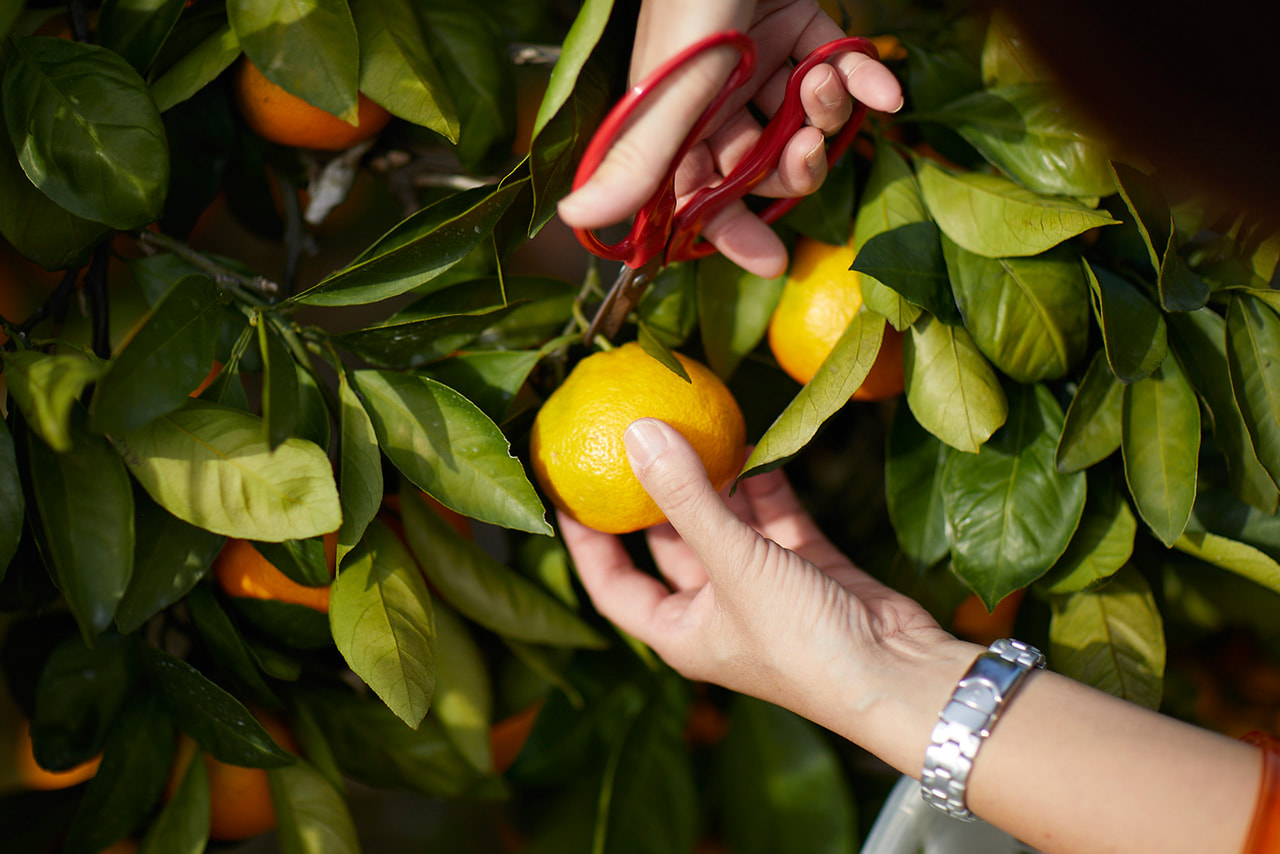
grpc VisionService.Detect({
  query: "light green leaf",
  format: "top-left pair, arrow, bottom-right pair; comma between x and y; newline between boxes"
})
337,371 -> 382,567
1121,355 -> 1200,546
531,0 -> 613,143
422,349 -> 544,425
149,24 -> 241,112
114,399 -> 341,542
354,0 -> 458,139
3,350 -> 102,452
1040,472 -> 1135,594
904,315 -> 1007,454
432,599 -> 493,772
269,757 -> 361,854
1056,351 -> 1123,473
1174,530 -> 1280,597
853,136 -> 927,330
1084,259 -> 1168,384
1226,294 -> 1280,486
981,9 -> 1051,86
698,253 -> 785,380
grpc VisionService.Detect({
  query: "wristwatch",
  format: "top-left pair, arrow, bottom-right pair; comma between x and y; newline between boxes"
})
920,638 -> 1046,821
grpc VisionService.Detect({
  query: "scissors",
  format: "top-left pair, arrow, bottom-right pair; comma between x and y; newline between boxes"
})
571,30 -> 879,343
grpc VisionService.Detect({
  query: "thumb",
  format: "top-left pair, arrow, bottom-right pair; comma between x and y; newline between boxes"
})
624,418 -> 757,571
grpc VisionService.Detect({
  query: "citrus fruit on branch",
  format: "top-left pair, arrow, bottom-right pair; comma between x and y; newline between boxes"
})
530,342 -> 746,534
212,533 -> 336,613
233,59 -> 391,151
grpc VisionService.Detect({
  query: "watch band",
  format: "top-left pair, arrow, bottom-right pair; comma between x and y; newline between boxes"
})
920,638 -> 1046,821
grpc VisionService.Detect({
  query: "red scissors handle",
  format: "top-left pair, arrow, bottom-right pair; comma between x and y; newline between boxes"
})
571,31 -> 879,270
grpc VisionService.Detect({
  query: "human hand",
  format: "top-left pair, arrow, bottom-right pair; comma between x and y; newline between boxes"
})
558,418 -> 954,727
556,0 -> 903,279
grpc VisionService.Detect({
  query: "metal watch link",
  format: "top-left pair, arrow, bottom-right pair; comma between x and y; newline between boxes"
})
920,638 -> 1046,821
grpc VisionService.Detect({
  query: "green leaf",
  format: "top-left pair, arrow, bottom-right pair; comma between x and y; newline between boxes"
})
2,350 -> 102,452
116,493 -> 224,633
0,417 -> 22,574
142,646 -> 293,767
3,36 -> 169,229
249,536 -> 329,588
336,303 -> 520,370
1084,259 -> 1168,383
945,240 -> 1089,382
140,746 -> 209,854
294,364 -> 331,450
354,0 -> 458,139
28,418 -> 134,640
32,633 -> 136,770
927,84 -> 1114,197
114,400 -> 341,541
1040,471 -> 1136,594
530,0 -> 613,144
918,161 -> 1118,258
91,274 -> 223,435
148,24 -> 241,113
903,315 -> 1007,454
330,519 -> 437,728
293,179 -> 526,306
637,323 -> 691,382
336,371 -> 382,567
980,9 -> 1051,86
638,263 -> 698,348
227,0 -> 359,123
1049,566 -> 1165,710
422,350 -> 544,424
1174,530 -> 1280,598
229,597 -> 332,650
432,598 -> 493,772
1121,354 -> 1200,546
698,253 -> 785,381
353,369 -> 550,534
186,584 -> 279,706
943,383 -> 1086,607
853,136 -> 926,330
258,316 -> 299,450
269,759 -> 360,854
850,221 -> 959,324
1056,351 -> 1123,473
716,695 -> 856,854
884,406 -> 951,570
1226,294 -> 1280,486
1191,487 -> 1280,564
785,142 -> 856,244
0,0 -> 19,39
740,310 -> 884,479
400,486 -> 604,648
97,0 -> 187,74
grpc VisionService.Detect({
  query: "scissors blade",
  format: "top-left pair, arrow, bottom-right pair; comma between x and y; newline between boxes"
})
584,259 -> 661,343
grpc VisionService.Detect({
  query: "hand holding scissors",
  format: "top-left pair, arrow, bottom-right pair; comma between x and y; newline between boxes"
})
568,31 -> 881,343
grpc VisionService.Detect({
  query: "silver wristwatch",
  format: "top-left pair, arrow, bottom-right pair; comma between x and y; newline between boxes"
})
920,638 -> 1046,821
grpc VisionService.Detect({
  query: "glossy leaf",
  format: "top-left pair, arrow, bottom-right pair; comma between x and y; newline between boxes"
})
3,37 -> 168,229
1111,162 -> 1210,312
740,310 -> 884,480
2,350 -> 101,452
269,757 -> 361,854
227,0 -> 359,123
97,0 -> 187,74
945,240 -> 1089,381
1049,566 -> 1165,710
918,161 -> 1118,258
32,633 -> 136,770
884,406 -> 951,570
293,179 -> 526,306
1084,260 -> 1168,384
850,221 -> 959,325
331,519 -> 437,728
28,420 -> 134,640
903,316 -> 1007,454
637,322 -> 691,382
1226,294 -> 1280,486
143,647 -> 293,767
529,53 -> 614,230
249,537 -> 328,587
943,382 -> 1086,607
1191,487 -> 1280,564
400,486 -> 604,647
852,136 -> 926,330
980,9 -> 1051,86
1121,355 -> 1200,546
336,303 -> 519,370
1040,472 -> 1136,594
140,746 -> 209,854
91,274 -> 223,435
422,350 -> 543,424
1174,530 -> 1280,597
258,317 -> 299,450
336,371 -> 382,567
353,369 -> 550,534
531,0 -> 613,144
432,599 -> 493,772
114,400 -> 341,541
354,0 -> 458,139
186,584 -> 278,706
1056,351 -> 1123,473
698,254 -> 785,380
148,23 -> 240,113
716,695 -> 856,854
0,417 -> 21,574
293,365 -> 331,451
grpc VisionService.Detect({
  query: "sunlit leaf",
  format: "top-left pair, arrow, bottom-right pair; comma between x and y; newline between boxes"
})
531,0 -> 613,143
903,315 -> 1007,454
2,350 -> 102,452
1055,351 -> 1123,473
1040,471 -> 1135,594
336,371 -> 382,567
852,136 -> 925,330
1121,355 -> 1200,546
1174,530 -> 1280,597
432,599 -> 493,772
269,756 -> 361,854
980,9 -> 1051,86
698,254 -> 784,380
149,24 -> 240,112
354,0 -> 458,139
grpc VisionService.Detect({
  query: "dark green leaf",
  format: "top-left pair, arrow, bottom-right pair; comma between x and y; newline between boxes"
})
32,633 -> 136,770
885,405 -> 951,570
0,417 -> 21,575
1226,294 -> 1280,486
1040,471 -> 1135,594
91,274 -> 223,435
353,369 -> 550,534
293,179 -> 527,306
853,136 -> 926,330
354,0 -> 458,138
638,263 -> 698,348
1056,351 -> 1123,473
1110,162 -> 1170,276
1121,354 -> 1200,546
186,583 -> 279,706
1084,260 -> 1168,383
3,350 -> 102,452
149,24 -> 241,113
336,303 -> 520,369
1049,566 -> 1165,709
637,323 -> 691,382
3,37 -> 169,229
293,364 -> 331,450
229,597 -> 333,650
258,317 -> 299,450
432,599 -> 493,772
698,254 -> 785,381
1191,487 -> 1280,564
269,756 -> 360,854
1158,251 -> 1210,313
785,143 -> 856,244
851,221 -> 958,324
97,0 -> 187,74
331,519 -> 437,728
140,745 -> 209,854
336,371 -> 382,566
903,316 -> 1007,454
422,350 -> 543,424
943,383 -> 1086,608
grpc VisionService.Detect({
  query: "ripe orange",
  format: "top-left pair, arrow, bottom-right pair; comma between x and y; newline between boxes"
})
490,701 -> 542,774
767,236 -> 904,402
14,718 -> 101,790
167,711 -> 297,841
233,60 -> 391,151
530,342 -> 746,534
951,589 -> 1025,646
212,533 -> 336,613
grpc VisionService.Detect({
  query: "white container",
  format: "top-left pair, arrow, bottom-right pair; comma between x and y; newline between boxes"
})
860,775 -> 1041,854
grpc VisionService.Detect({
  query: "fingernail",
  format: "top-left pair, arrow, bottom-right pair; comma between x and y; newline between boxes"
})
624,419 -> 667,468
817,74 -> 845,109
889,94 -> 905,114
805,137 -> 825,168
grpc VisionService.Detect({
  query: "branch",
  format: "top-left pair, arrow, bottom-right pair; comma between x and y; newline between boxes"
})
135,229 -> 278,301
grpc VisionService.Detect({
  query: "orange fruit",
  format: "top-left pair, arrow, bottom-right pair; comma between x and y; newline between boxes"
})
490,701 -> 542,774
14,718 -> 101,790
212,533 -> 336,613
189,360 -> 223,397
767,236 -> 904,402
951,589 -> 1025,646
167,711 -> 297,841
233,59 -> 391,151
529,342 -> 746,534
98,840 -> 139,854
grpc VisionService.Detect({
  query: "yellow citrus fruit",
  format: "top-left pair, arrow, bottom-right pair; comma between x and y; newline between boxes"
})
233,59 -> 391,151
767,236 -> 904,402
212,533 -> 336,613
530,342 -> 746,534
14,719 -> 101,790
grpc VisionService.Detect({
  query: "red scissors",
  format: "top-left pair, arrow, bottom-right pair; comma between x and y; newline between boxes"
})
571,30 -> 879,343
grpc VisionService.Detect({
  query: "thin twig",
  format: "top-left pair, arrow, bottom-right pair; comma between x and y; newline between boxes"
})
14,267 -> 79,340
136,229 -> 278,300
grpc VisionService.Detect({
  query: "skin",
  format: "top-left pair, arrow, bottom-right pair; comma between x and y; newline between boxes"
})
560,418 -> 1262,853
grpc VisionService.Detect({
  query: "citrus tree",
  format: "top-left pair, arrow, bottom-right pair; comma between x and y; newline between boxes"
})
2,0 -> 1279,851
